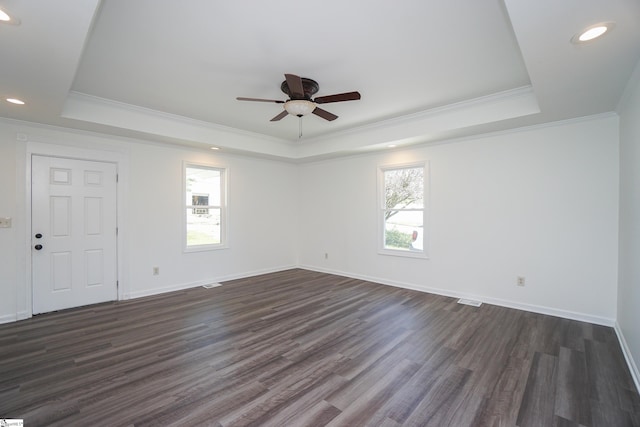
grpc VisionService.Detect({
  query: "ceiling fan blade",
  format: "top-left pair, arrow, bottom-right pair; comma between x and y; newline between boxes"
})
237,97 -> 284,103
270,110 -> 289,121
312,107 -> 338,121
285,74 -> 305,99
314,91 -> 361,104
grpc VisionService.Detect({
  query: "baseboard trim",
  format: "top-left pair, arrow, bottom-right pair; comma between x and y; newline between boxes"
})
127,265 -> 297,299
299,265 -> 616,327
214,264 -> 299,284
0,265 -> 618,329
128,279 -> 220,299
0,314 -> 17,325
614,322 -> 640,394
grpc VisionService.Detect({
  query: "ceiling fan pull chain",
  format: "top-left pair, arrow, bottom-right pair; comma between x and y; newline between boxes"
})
299,116 -> 303,139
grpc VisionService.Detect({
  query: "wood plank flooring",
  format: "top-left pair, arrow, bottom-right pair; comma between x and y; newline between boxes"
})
0,269 -> 638,426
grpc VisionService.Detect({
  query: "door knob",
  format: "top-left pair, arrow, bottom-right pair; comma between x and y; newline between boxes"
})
34,244 -> 43,250
35,233 -> 43,239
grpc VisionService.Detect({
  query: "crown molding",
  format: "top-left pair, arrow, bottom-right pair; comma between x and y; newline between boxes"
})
62,91 -> 296,157
60,86 -> 539,160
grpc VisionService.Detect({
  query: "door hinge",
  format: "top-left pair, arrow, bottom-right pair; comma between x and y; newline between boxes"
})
116,174 -> 119,183
116,227 -> 118,236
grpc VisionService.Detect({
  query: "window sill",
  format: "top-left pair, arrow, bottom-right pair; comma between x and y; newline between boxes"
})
184,244 -> 228,253
378,248 -> 428,259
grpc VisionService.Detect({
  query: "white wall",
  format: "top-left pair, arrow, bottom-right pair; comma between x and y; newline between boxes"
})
0,129 -> 18,322
0,120 -> 298,322
618,60 -> 640,386
298,116 -> 620,324
125,142 -> 299,298
0,114 -> 622,328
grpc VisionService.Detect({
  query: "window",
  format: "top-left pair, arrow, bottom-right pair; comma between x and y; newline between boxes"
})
184,163 -> 227,251
378,163 -> 427,258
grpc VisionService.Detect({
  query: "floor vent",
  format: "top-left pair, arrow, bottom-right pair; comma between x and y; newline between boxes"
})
457,298 -> 482,307
202,283 -> 222,289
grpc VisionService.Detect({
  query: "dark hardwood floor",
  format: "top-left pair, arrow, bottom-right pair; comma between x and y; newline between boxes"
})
0,269 -> 638,426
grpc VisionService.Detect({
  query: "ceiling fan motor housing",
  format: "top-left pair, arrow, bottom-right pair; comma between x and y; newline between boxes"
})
281,77 -> 319,100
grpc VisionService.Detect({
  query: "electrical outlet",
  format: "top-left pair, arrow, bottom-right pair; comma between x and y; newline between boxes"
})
0,217 -> 12,228
153,267 -> 159,276
517,276 -> 525,286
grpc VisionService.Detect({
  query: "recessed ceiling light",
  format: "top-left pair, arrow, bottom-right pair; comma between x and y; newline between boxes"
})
579,26 -> 608,41
210,147 -> 220,150
6,98 -> 25,105
0,7 -> 20,25
572,22 -> 615,44
388,144 -> 397,148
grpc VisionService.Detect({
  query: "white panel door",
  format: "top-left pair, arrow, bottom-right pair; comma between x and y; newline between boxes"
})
32,155 -> 118,314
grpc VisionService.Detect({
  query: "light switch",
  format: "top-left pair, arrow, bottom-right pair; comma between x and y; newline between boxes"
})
0,217 -> 12,228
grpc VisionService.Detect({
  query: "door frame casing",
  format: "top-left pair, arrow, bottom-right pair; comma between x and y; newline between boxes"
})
23,140 -> 128,319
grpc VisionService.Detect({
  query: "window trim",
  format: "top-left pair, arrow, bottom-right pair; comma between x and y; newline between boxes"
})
183,161 -> 228,253
377,161 -> 429,259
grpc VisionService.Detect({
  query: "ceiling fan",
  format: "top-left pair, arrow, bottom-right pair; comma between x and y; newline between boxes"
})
237,73 -> 361,122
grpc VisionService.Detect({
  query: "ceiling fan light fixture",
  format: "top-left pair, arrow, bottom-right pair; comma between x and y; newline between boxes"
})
284,100 -> 316,117
237,74 -> 358,122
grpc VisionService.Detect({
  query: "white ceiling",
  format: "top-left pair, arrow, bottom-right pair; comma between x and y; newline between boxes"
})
0,0 -> 639,161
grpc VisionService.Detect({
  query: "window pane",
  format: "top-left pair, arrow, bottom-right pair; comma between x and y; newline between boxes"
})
384,210 -> 423,251
186,167 -> 221,206
186,208 -> 221,246
384,167 -> 423,210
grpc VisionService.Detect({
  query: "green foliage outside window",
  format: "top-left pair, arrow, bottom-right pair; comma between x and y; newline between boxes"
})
385,228 -> 413,249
